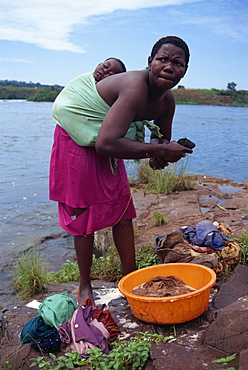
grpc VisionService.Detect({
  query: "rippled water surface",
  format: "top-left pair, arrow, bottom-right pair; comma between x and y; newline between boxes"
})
1,101 -> 247,267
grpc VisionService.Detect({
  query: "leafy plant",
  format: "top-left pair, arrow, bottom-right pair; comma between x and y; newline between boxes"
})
212,353 -> 238,369
49,259 -> 80,283
30,332 -> 174,370
12,247 -> 49,299
135,245 -> 158,269
91,244 -> 123,282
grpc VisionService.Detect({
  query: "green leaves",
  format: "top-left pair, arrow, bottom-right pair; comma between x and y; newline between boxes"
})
30,332 -> 174,370
212,354 -> 237,370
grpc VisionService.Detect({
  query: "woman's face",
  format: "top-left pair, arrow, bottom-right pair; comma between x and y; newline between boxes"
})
148,43 -> 187,91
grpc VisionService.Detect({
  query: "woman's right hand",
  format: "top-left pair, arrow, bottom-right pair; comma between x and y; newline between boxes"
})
149,141 -> 193,170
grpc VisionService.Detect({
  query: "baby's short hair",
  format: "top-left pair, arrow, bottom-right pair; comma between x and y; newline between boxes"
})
150,36 -> 190,67
105,57 -> 126,72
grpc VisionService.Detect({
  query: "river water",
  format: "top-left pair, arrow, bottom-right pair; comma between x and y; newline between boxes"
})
0,100 -> 247,273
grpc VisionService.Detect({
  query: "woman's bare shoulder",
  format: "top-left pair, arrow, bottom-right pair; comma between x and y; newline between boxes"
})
97,70 -> 148,105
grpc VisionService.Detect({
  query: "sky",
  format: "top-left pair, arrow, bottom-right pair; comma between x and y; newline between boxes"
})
0,0 -> 248,90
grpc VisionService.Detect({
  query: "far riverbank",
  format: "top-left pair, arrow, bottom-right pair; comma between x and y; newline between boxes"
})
0,83 -> 248,106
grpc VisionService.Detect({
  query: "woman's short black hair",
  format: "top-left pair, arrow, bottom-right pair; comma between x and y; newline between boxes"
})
150,36 -> 190,67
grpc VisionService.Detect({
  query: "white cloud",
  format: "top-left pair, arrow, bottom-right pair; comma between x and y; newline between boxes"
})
0,57 -> 33,63
0,0 -> 202,52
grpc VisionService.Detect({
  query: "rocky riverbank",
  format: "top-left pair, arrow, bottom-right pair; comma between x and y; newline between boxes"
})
1,174 -> 248,369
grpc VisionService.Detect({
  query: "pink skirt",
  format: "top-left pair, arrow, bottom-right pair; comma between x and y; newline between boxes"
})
49,125 -> 136,236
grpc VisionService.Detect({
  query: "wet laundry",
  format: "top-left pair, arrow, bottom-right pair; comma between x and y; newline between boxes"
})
131,275 -> 196,297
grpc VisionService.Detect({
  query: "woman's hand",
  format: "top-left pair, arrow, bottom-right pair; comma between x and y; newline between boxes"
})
149,157 -> 169,170
149,141 -> 193,170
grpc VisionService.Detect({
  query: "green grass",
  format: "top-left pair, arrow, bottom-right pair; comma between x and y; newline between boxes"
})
12,248 -> 49,299
29,332 -> 174,370
48,260 -> 80,283
49,243 -> 158,284
152,210 -> 167,226
234,230 -> 248,264
91,244 -> 122,282
136,160 -> 195,194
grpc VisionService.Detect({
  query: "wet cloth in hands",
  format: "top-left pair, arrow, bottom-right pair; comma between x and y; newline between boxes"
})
38,292 -> 78,329
58,304 -> 110,357
131,276 -> 196,297
180,220 -> 232,251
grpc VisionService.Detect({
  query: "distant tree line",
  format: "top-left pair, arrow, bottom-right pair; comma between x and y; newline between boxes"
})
0,80 -> 247,106
0,80 -> 63,101
0,79 -> 63,89
173,82 -> 248,107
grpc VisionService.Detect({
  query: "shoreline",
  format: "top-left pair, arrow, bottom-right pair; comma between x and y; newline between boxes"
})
1,97 -> 248,107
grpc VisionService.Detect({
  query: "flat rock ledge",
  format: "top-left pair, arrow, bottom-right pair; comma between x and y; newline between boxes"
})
1,175 -> 248,369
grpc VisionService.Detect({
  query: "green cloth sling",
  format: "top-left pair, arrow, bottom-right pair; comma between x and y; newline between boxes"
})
52,72 -> 162,172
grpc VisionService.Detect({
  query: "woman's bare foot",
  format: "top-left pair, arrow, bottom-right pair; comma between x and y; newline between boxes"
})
77,283 -> 94,306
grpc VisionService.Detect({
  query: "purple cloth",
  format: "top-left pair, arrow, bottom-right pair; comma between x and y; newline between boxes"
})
58,305 -> 109,356
74,306 -> 105,345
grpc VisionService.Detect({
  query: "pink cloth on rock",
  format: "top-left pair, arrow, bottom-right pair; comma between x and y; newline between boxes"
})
49,125 -> 136,236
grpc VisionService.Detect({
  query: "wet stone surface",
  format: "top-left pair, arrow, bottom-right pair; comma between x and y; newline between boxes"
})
1,264 -> 248,369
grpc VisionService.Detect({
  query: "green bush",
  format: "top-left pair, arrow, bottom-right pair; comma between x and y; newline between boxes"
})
12,248 -> 49,299
49,260 -> 80,283
152,210 -> 167,226
136,161 -> 195,194
234,230 -> 248,264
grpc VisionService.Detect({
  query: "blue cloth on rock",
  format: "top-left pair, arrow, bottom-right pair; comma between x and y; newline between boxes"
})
20,316 -> 54,344
180,220 -> 232,251
29,327 -> 61,352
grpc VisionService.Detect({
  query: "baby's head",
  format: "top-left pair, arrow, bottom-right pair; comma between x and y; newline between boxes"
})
94,58 -> 126,82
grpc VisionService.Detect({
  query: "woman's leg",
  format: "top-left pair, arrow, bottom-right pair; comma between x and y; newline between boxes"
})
74,208 -> 94,305
112,219 -> 137,275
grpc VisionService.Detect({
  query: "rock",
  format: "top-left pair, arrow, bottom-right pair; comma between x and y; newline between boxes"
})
203,296 -> 248,353
212,264 -> 248,310
149,331 -> 233,370
238,349 -> 248,370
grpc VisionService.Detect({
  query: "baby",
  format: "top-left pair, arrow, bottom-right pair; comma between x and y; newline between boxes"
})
93,57 -> 126,82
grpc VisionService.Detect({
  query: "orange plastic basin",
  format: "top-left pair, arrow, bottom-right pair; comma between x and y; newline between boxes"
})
118,263 -> 216,324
